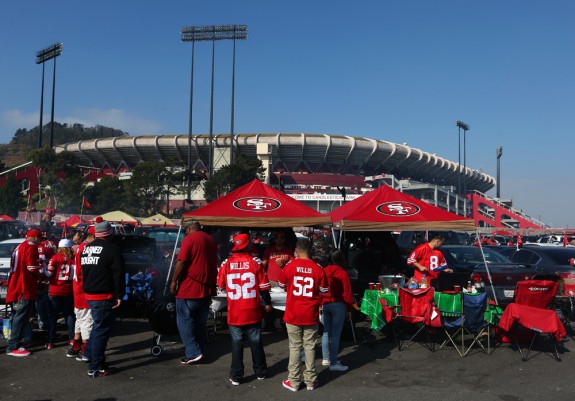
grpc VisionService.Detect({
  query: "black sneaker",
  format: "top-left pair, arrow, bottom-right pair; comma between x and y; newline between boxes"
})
229,377 -> 241,386
76,353 -> 90,362
87,369 -> 114,378
67,348 -> 80,358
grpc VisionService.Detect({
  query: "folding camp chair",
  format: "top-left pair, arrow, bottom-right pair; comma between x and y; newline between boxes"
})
461,292 -> 491,356
393,287 -> 437,351
436,291 -> 464,356
498,279 -> 564,361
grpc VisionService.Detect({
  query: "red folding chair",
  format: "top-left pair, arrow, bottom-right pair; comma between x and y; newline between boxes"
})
393,287 -> 437,351
498,279 -> 564,361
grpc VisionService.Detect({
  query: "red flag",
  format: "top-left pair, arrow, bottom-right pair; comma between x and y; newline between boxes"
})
564,233 -> 568,248
83,196 -> 93,210
516,232 -> 523,249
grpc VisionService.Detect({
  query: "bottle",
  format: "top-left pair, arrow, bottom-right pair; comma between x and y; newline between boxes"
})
467,280 -> 473,293
420,274 -> 428,288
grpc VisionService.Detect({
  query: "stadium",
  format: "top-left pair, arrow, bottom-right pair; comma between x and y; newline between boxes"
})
52,132 -> 543,229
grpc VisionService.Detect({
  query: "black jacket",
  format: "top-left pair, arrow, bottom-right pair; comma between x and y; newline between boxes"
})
81,238 -> 126,300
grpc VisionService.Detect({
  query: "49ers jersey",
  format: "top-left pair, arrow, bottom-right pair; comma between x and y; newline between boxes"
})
407,243 -> 446,282
47,253 -> 74,296
217,252 -> 271,326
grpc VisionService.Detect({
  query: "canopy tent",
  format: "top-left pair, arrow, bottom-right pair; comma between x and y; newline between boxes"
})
98,210 -> 140,224
329,184 -> 476,231
0,214 -> 13,221
183,179 -> 331,227
59,214 -> 85,227
140,213 -> 177,227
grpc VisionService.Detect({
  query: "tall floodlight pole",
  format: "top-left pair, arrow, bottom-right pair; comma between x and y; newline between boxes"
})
181,25 -> 247,177
209,34 -> 216,178
230,37 -> 237,163
36,43 -> 62,148
496,146 -> 503,198
455,120 -> 470,196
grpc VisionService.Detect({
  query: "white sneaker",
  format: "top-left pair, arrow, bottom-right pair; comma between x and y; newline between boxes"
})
329,363 -> 349,372
322,359 -> 330,366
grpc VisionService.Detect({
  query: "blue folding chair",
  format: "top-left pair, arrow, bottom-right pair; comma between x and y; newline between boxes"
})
462,292 -> 491,356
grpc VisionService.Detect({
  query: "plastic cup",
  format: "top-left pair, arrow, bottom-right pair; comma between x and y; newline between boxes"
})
369,283 -> 375,290
454,285 -> 461,294
375,283 -> 382,290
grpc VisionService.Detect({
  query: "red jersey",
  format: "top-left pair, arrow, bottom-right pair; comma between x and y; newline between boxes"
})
217,252 -> 271,326
278,258 -> 328,326
6,240 -> 41,303
263,246 -> 294,282
407,243 -> 446,282
73,242 -> 89,309
320,264 -> 354,311
47,253 -> 74,297
38,240 -> 56,270
175,230 -> 218,299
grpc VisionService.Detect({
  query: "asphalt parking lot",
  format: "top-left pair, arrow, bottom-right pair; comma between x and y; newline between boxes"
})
1,314 -> 575,401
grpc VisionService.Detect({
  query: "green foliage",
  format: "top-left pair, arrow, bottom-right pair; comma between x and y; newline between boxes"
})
88,177 -> 126,214
0,174 -> 25,216
10,122 -> 128,147
203,154 -> 265,202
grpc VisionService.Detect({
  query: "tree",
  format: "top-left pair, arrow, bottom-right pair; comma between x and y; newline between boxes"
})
89,177 -> 127,214
0,174 -> 25,216
203,154 -> 265,202
125,161 -> 169,216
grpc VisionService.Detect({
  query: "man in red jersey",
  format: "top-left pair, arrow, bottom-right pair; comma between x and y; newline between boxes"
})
262,231 -> 294,285
170,219 -> 218,365
5,229 -> 42,357
407,234 -> 453,284
217,233 -> 272,385
279,238 -> 328,392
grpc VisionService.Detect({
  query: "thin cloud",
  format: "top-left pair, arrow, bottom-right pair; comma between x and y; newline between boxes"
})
1,108 -> 163,141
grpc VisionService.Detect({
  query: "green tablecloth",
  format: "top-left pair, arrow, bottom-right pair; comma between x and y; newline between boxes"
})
360,290 -> 399,331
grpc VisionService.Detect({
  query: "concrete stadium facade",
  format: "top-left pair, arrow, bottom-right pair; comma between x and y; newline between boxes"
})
54,133 -> 495,215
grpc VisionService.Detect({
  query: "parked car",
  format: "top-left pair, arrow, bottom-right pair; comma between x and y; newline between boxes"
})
489,245 -> 575,276
0,220 -> 26,242
440,245 -> 548,306
0,238 -> 25,300
144,227 -> 183,254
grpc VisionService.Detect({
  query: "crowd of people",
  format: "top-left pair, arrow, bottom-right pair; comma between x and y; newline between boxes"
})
4,218 -> 355,392
5,218 -> 126,378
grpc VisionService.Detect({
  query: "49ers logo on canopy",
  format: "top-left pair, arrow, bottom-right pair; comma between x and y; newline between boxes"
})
233,197 -> 281,212
376,201 -> 420,216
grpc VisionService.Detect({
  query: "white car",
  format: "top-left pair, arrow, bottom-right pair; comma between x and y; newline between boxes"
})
0,238 -> 25,300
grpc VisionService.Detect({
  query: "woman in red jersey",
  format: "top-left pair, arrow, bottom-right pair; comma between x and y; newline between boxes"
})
45,239 -> 76,349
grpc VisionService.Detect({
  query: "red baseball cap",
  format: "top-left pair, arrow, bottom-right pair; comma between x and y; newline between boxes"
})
232,233 -> 250,252
26,228 -> 42,238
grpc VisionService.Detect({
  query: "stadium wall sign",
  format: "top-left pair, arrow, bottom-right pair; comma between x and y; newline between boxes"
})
289,194 -> 363,201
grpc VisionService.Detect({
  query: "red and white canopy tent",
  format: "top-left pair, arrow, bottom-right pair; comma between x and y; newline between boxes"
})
329,184 -> 476,231
182,179 -> 331,227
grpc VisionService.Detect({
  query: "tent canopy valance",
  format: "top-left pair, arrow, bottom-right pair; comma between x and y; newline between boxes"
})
329,184 -> 475,231
183,179 -> 331,227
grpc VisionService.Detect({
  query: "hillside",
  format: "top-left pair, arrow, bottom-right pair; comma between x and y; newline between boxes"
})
0,122 -> 128,169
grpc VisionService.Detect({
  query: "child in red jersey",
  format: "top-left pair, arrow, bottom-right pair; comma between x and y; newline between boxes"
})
279,238 -> 328,392
68,227 -> 95,360
46,239 -> 76,349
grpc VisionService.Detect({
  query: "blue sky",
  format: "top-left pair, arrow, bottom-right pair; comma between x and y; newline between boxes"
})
1,1 -> 574,228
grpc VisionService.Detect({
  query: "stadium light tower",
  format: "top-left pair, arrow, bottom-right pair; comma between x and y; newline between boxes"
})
36,43 -> 63,148
496,146 -> 503,198
455,120 -> 470,196
181,25 -> 248,175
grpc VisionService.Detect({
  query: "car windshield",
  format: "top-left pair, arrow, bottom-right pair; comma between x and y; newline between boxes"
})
443,247 -> 514,267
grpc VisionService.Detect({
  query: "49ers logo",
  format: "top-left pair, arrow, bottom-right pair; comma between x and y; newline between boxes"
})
233,197 -> 281,212
376,201 -> 420,216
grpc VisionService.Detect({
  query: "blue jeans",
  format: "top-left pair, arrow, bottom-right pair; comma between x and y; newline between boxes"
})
36,289 -> 54,331
321,302 -> 346,364
49,295 -> 76,343
7,298 -> 32,352
176,297 -> 210,358
87,300 -> 116,371
229,323 -> 267,380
